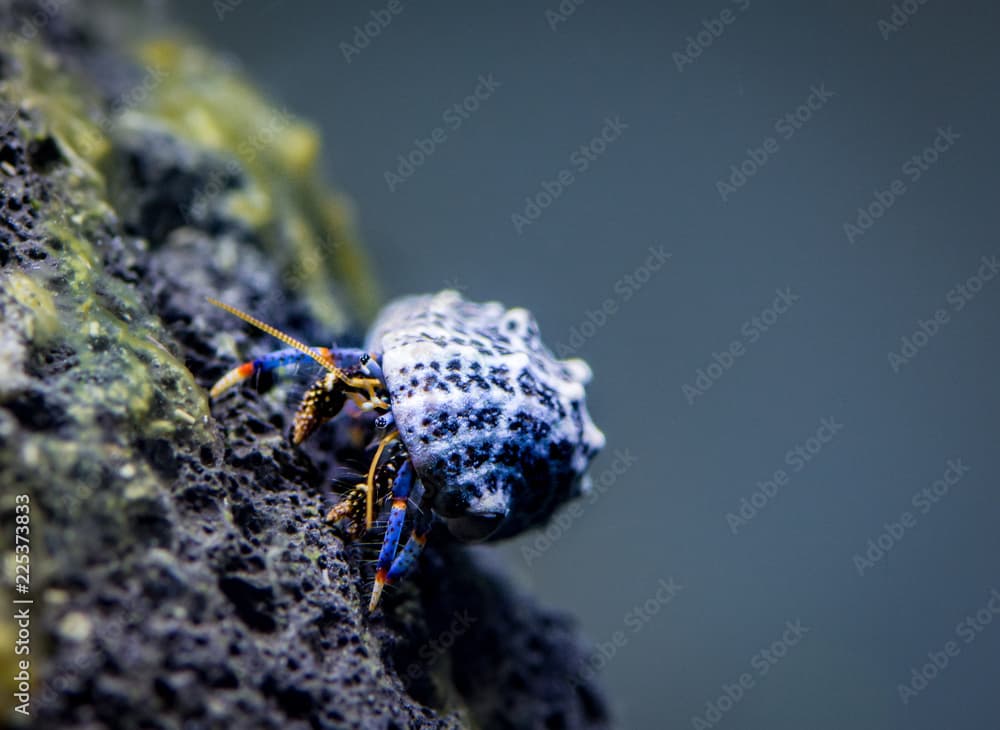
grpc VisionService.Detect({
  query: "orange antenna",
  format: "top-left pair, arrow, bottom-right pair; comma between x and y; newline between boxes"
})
207,297 -> 337,373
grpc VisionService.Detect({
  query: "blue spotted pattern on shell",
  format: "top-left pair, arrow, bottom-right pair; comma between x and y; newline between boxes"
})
365,290 -> 605,540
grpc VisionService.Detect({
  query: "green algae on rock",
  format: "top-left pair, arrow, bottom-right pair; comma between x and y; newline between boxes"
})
1,36 -> 210,432
128,37 -> 379,330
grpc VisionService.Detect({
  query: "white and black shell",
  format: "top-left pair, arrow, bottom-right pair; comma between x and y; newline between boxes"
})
365,290 -> 605,541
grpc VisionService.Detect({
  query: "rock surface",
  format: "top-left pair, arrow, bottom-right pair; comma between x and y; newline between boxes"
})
0,3 -> 611,729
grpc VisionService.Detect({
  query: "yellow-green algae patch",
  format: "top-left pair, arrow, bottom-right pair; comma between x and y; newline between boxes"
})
0,37 -> 213,712
132,37 -> 380,328
2,38 -> 110,186
5,272 -> 60,344
1,38 -> 212,440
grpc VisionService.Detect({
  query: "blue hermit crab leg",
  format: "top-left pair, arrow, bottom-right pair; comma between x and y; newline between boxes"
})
210,346 -> 352,398
369,459 -> 415,611
371,494 -> 436,611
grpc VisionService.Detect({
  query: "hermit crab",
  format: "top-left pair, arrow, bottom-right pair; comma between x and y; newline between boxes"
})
208,290 -> 605,611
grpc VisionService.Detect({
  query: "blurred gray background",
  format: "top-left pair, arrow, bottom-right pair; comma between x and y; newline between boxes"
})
168,1 -> 1000,728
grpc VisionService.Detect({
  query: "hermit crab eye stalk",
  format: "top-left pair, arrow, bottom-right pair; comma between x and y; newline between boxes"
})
207,290 -> 604,613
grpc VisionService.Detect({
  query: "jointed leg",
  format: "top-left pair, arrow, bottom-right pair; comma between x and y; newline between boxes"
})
326,439 -> 406,534
370,492 -> 435,612
365,429 -> 399,529
368,460 -> 415,611
210,347 -> 336,398
326,483 -> 368,538
209,345 -> 375,398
